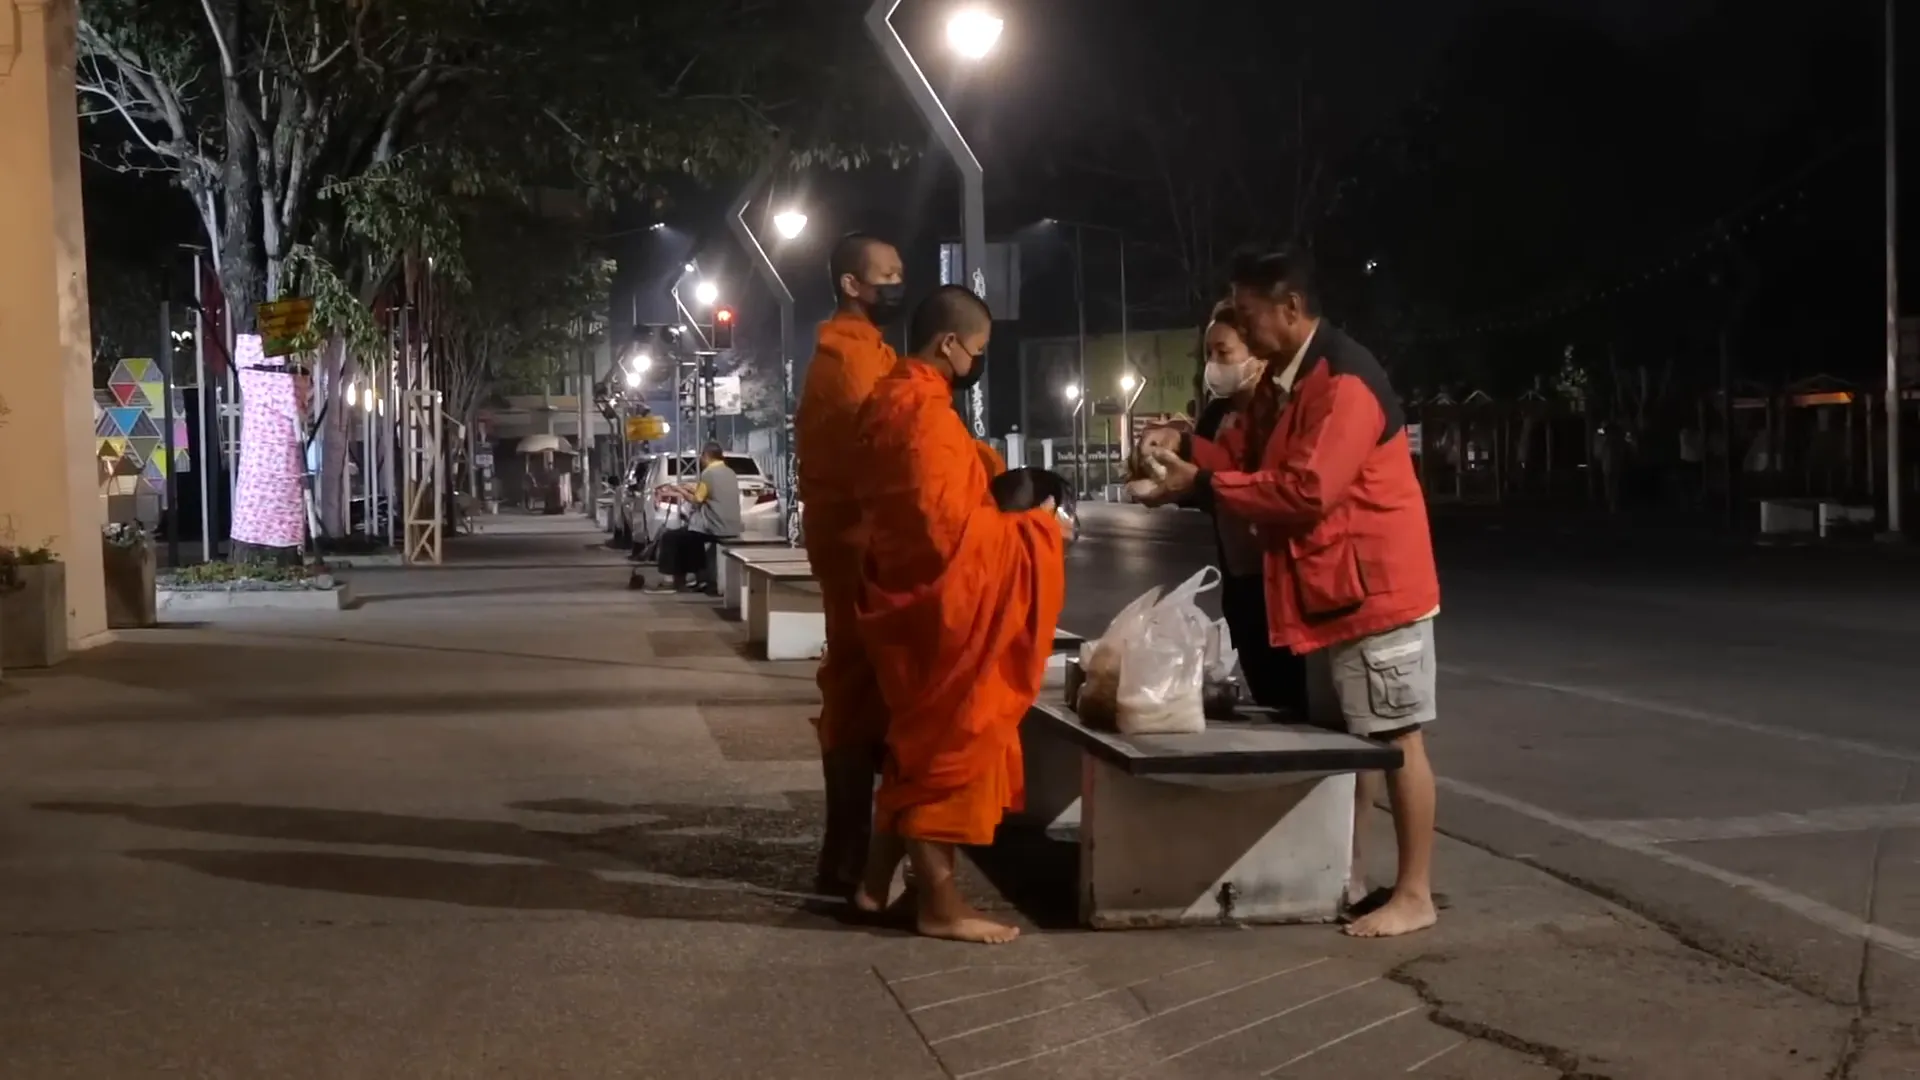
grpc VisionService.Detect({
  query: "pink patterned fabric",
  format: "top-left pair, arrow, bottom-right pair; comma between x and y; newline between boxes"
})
229,334 -> 310,549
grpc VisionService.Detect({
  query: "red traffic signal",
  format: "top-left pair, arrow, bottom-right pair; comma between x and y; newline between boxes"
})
712,307 -> 736,348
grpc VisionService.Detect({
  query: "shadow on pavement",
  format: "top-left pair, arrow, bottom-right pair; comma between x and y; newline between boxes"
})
38,798 -> 836,915
124,847 -> 846,929
967,825 -> 1085,932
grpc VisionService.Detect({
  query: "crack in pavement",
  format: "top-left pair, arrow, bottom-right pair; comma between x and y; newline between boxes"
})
1387,960 -> 1615,1080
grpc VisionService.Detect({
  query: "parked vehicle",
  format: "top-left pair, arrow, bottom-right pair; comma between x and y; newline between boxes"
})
619,452 -> 781,542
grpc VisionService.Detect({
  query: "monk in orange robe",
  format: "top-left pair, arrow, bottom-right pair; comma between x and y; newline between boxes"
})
795,233 -> 908,896
852,286 -> 1066,944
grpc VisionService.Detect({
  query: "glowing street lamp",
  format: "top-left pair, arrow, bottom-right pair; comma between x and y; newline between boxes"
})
693,281 -> 720,307
946,7 -> 1004,60
773,210 -> 809,241
1063,383 -> 1081,403
867,0 -> 1002,438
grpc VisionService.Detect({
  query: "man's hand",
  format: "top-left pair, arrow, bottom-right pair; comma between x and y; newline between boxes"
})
1149,448 -> 1201,498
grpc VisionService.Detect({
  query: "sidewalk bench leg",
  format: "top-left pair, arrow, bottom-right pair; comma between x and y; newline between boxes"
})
1079,760 -> 1355,929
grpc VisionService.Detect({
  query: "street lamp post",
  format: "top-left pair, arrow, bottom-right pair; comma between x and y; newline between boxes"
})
866,0 -> 1001,438
727,134 -> 805,543
1885,0 -> 1903,536
1048,219 -> 1130,432
1063,383 -> 1084,496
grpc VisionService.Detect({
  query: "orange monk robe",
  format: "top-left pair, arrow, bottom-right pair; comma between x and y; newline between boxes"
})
855,363 -> 1067,846
796,312 -> 898,756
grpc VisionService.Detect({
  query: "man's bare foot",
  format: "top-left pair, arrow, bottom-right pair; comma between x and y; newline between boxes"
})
1343,890 -> 1437,938
918,908 -> 1021,945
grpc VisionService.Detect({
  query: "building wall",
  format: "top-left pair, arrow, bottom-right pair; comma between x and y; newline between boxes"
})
1017,327 -> 1203,436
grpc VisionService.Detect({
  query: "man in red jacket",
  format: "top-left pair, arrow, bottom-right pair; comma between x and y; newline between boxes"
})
1147,247 -> 1440,938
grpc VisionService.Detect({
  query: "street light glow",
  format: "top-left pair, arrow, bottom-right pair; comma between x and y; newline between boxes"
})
1063,384 -> 1081,402
694,281 -> 720,306
633,352 -> 653,373
1120,373 -> 1138,392
773,210 -> 809,240
946,7 -> 1003,60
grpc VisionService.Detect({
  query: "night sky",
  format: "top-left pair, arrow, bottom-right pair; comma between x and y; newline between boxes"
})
83,0 -> 1913,416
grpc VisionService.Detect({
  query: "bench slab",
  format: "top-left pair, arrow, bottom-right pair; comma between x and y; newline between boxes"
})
1019,698 -> 1398,929
727,550 -> 813,617
1030,702 -> 1402,780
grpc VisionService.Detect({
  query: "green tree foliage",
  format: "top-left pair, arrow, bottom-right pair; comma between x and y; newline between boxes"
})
76,0 -> 913,332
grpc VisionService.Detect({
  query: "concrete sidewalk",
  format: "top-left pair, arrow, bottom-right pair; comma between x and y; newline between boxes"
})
0,515 -> 1875,1078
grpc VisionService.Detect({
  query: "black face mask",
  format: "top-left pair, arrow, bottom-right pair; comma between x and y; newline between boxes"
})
949,341 -> 985,393
866,282 -> 908,325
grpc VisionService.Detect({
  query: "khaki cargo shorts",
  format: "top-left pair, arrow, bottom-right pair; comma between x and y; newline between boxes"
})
1305,618 -> 1438,739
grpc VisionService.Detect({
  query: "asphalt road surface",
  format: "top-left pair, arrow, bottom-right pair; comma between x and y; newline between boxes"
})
1065,502 -> 1920,1023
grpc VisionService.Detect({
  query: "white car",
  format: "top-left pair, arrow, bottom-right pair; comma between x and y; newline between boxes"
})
624,452 -> 782,542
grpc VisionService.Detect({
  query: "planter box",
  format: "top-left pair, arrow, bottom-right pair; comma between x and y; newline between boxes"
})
103,540 -> 158,629
157,582 -> 355,614
1,562 -> 68,669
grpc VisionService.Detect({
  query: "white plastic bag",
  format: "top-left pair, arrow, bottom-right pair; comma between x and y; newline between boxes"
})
1202,617 -> 1241,717
1115,567 -> 1220,734
1073,569 -> 1222,734
1075,587 -> 1160,730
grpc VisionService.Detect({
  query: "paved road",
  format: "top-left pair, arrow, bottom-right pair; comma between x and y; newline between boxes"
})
1065,504 -> 1920,1032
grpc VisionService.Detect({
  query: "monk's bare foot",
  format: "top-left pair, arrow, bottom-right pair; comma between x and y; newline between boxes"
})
1343,889 -> 1437,938
849,833 -> 906,918
918,908 -> 1021,945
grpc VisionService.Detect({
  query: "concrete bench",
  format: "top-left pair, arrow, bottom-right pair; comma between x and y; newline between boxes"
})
744,563 -> 825,660
722,545 -> 812,618
1017,700 -> 1401,930
711,537 -> 799,600
1048,630 -> 1084,670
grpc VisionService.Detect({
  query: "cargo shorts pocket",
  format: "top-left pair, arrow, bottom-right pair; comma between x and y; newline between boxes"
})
1360,627 -> 1430,720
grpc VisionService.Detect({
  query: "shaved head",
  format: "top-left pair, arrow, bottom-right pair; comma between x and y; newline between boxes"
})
908,286 -> 992,354
830,232 -> 905,320
829,233 -> 885,286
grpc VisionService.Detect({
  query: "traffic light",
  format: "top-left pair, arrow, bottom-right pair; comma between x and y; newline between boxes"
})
712,306 -> 735,349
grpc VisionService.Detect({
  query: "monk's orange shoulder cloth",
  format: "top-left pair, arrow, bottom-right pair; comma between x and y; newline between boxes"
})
855,363 -> 1066,846
796,312 -> 898,522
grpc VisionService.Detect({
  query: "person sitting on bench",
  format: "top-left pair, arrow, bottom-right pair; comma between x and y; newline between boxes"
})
649,443 -> 742,593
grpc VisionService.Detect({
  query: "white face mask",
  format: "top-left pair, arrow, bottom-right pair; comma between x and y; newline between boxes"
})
1204,360 -> 1256,399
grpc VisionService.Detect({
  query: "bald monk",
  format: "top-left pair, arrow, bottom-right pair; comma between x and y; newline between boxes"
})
796,233 -> 908,896
852,286 -> 1067,944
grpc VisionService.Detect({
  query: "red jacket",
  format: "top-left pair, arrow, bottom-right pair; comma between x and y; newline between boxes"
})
1190,324 -> 1439,653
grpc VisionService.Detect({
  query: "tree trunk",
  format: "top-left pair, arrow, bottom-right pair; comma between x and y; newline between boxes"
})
217,92 -> 265,333
315,336 -> 357,538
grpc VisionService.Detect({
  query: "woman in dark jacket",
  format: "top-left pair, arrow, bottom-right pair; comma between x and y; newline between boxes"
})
1190,303 -> 1308,715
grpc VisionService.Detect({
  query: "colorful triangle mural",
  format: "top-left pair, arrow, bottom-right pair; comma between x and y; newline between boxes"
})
128,413 -> 160,439
129,436 -> 161,463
